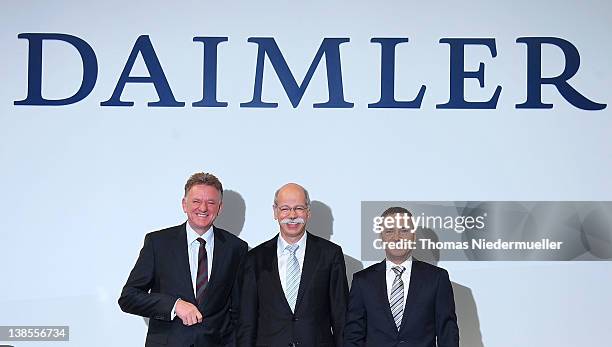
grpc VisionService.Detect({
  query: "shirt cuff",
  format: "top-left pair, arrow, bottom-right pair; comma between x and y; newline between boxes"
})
170,298 -> 180,320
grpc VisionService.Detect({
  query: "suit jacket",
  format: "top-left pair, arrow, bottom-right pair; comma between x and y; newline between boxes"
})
119,223 -> 249,347
237,232 -> 349,347
344,260 -> 459,347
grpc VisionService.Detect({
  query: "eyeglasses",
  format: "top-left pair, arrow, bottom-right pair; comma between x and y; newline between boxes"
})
276,205 -> 309,215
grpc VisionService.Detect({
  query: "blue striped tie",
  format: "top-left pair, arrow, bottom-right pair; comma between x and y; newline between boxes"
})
390,266 -> 406,330
285,244 -> 300,312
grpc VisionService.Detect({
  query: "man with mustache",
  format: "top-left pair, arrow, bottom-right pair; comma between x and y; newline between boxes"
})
237,183 -> 349,347
119,173 -> 249,347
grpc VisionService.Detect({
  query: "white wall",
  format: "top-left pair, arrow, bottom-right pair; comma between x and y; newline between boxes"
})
1,1 -> 611,346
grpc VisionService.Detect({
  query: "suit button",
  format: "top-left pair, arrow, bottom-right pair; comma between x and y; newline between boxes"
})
288,343 -> 295,347
292,316 -> 299,321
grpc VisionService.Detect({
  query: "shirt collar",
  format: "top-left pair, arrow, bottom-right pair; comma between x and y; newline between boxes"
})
385,255 -> 413,273
186,222 -> 214,245
277,231 -> 308,254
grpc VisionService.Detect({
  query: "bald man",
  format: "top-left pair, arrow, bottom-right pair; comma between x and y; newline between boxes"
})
237,183 -> 349,347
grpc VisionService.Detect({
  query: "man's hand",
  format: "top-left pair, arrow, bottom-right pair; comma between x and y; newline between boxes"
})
175,299 -> 203,326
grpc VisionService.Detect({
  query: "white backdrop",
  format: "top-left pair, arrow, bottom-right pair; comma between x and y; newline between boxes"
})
1,1 -> 611,346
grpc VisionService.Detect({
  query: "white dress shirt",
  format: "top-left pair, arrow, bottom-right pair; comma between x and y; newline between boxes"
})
171,223 -> 215,318
186,222 -> 215,293
277,232 -> 307,295
385,256 -> 412,305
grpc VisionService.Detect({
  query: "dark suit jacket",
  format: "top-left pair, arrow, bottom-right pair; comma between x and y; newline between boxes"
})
119,223 -> 249,347
237,232 -> 349,347
344,260 -> 459,347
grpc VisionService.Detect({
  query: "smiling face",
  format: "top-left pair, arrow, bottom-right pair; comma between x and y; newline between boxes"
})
273,183 -> 311,243
182,184 -> 223,235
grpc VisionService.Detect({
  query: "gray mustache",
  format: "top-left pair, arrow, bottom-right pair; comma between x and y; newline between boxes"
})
280,217 -> 305,224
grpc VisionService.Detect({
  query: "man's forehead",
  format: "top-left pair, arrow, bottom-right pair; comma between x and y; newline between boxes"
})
277,188 -> 306,201
382,213 -> 415,229
277,195 -> 307,205
187,184 -> 221,197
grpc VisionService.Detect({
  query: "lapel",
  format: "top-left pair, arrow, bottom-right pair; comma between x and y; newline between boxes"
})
373,260 -> 398,331
399,260 -> 424,335
295,231 -> 321,310
264,235 -> 293,314
172,223 -> 197,303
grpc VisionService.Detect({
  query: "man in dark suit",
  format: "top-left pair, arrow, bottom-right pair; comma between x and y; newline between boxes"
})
237,183 -> 349,347
344,207 -> 459,347
119,172 -> 249,347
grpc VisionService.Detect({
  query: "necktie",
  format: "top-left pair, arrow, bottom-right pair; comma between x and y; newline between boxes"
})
285,244 -> 300,312
390,266 -> 406,330
196,238 -> 208,305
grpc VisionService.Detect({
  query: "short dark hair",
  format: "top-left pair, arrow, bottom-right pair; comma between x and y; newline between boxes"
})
184,172 -> 223,197
381,206 -> 412,218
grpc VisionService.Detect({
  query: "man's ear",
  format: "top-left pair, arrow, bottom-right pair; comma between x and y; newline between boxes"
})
273,205 -> 279,220
181,197 -> 187,213
217,201 -> 224,216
